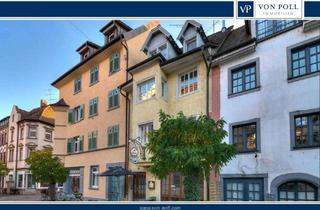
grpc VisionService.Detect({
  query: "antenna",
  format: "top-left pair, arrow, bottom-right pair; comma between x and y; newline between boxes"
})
46,89 -> 58,104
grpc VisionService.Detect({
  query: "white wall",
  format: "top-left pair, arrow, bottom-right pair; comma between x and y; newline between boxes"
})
220,25 -> 320,193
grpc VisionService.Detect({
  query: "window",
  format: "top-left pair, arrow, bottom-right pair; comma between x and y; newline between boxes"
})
108,125 -> 119,147
279,181 -> 317,201
224,178 -> 264,201
18,174 -> 23,188
179,69 -> 198,96
231,119 -> 260,153
256,20 -> 300,39
109,33 -> 115,42
108,89 -> 119,110
290,41 -> 320,78
231,63 -> 257,94
110,52 -> 120,74
89,97 -> 98,117
19,147 -> 23,161
148,43 -> 168,59
45,129 -> 52,141
11,129 -> 14,142
90,166 -> 99,189
138,78 -> 156,101
90,66 -> 99,85
294,112 -> 320,148
74,76 -> 81,94
138,122 -> 153,145
186,37 -> 197,51
28,127 -> 37,139
88,131 -> 98,150
9,149 -> 14,162
27,147 -> 34,158
20,127 -> 24,139
67,136 -> 83,154
68,105 -> 84,124
161,79 -> 168,99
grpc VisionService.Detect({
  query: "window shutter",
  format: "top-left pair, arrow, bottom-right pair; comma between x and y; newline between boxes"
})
110,57 -> 114,73
88,133 -> 92,150
80,136 -> 84,151
95,98 -> 98,114
114,54 -> 120,70
114,126 -> 119,146
68,109 -> 73,124
114,92 -> 119,107
80,105 -> 84,120
94,131 -> 97,149
108,128 -> 112,146
67,139 -> 72,153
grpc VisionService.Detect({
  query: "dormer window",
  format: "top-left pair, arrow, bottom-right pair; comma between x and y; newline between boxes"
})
109,33 -> 116,42
148,43 -> 168,59
186,37 -> 197,51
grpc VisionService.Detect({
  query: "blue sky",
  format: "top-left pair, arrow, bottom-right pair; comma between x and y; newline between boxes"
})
0,19 -> 243,119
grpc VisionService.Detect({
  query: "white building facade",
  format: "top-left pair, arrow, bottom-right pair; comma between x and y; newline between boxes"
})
217,20 -> 320,201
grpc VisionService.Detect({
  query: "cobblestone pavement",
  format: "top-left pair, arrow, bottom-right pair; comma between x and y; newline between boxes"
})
0,191 -> 41,201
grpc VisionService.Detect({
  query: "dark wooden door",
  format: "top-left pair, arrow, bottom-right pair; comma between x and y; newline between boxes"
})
133,173 -> 146,201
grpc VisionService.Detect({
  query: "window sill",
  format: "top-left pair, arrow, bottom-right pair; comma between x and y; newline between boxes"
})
70,118 -> 84,125
236,150 -> 259,155
89,80 -> 99,87
109,69 -> 120,76
89,187 -> 99,190
108,105 -> 120,112
135,96 -> 156,105
43,139 -> 53,143
288,71 -> 320,83
27,137 -> 37,140
292,145 -> 320,150
107,145 -> 120,149
228,86 -> 261,99
73,90 -> 81,95
178,89 -> 199,99
88,148 -> 97,151
89,113 -> 98,119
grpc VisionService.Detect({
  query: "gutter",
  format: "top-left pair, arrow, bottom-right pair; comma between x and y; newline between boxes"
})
14,123 -> 19,189
120,36 -> 130,200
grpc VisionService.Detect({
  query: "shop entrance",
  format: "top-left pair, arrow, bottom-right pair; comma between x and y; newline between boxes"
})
133,172 -> 146,201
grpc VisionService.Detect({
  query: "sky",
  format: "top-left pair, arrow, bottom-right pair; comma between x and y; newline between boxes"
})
0,19 -> 243,119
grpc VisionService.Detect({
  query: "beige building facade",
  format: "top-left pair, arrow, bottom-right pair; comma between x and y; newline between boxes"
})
121,20 -> 228,201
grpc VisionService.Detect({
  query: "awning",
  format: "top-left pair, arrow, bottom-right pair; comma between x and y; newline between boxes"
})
99,166 -> 134,176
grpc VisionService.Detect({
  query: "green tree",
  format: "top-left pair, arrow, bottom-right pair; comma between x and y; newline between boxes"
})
26,149 -> 68,201
147,111 -> 236,201
0,161 -> 9,177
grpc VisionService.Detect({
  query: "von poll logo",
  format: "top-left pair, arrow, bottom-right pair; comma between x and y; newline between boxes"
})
238,1 -> 254,17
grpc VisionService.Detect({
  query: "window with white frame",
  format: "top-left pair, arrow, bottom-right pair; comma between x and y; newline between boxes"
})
9,149 -> 14,162
149,43 -> 168,59
110,52 -> 120,74
74,76 -> 82,94
90,66 -> 99,85
90,166 -> 99,188
186,37 -> 197,51
108,88 -> 119,109
27,147 -> 34,158
68,105 -> 84,124
45,129 -> 52,141
88,130 -> 98,150
138,122 -> 153,145
28,126 -> 37,139
20,127 -> 24,139
89,97 -> 98,117
179,69 -> 198,96
67,136 -> 83,154
161,79 -> 168,99
138,78 -> 156,101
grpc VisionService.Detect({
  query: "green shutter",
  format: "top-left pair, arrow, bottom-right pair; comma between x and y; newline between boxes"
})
67,139 -> 72,153
80,105 -> 84,119
68,110 -> 73,124
114,126 -> 119,146
108,128 -> 112,147
80,136 -> 84,151
88,134 -> 92,150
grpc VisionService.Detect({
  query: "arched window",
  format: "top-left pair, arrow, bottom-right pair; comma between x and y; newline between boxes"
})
278,181 -> 317,201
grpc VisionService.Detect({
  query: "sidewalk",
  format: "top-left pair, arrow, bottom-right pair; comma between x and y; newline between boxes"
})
0,191 -> 41,201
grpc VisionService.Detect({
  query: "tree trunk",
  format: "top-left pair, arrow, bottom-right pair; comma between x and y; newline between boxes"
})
183,171 -> 201,201
48,183 -> 56,201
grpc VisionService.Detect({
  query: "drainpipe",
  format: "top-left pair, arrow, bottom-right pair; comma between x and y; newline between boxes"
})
201,46 -> 212,201
14,123 -> 19,189
120,36 -> 130,199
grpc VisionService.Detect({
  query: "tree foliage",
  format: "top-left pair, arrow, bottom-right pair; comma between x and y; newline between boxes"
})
26,149 -> 68,200
147,111 -> 236,200
0,161 -> 9,177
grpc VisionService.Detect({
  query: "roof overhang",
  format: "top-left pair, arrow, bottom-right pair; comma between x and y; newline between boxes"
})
127,53 -> 165,74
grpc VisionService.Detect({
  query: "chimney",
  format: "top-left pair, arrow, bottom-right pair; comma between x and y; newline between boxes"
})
40,99 -> 48,108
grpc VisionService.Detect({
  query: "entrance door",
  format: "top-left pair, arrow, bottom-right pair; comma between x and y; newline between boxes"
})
108,176 -> 124,201
133,173 -> 146,201
161,172 -> 204,201
223,178 -> 264,201
71,176 -> 80,193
